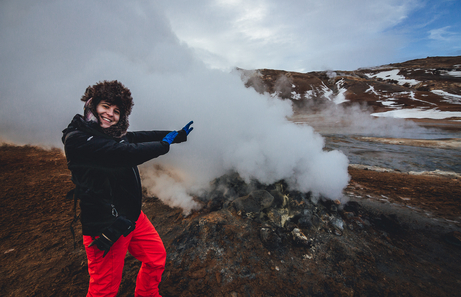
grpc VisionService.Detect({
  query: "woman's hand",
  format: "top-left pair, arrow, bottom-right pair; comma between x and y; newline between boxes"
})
181,121 -> 194,135
162,131 -> 178,144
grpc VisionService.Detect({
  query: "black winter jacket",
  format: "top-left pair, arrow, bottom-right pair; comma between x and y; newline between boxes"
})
62,115 -> 186,236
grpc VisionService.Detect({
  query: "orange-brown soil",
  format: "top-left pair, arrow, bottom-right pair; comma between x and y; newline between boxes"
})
1,144 -> 460,296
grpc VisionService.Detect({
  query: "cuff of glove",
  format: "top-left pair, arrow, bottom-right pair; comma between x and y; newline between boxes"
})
174,130 -> 187,143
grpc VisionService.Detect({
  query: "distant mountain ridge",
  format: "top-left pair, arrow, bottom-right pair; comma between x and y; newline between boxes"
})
238,56 -> 461,118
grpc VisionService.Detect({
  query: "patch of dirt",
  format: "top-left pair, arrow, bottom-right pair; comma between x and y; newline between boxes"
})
346,167 -> 461,224
357,136 -> 461,149
1,144 -> 461,296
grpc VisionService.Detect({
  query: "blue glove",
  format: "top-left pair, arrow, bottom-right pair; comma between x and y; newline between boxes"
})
181,121 -> 194,135
162,131 -> 178,145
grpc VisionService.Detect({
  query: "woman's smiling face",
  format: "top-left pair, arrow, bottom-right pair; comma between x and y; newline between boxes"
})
96,100 -> 120,128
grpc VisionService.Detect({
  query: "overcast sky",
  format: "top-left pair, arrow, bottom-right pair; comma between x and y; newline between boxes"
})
1,1 -> 460,73
159,0 -> 461,71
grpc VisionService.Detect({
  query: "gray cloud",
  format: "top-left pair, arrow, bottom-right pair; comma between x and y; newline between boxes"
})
161,0 -> 418,71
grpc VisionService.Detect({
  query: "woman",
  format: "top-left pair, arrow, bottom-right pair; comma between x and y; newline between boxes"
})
62,80 -> 193,297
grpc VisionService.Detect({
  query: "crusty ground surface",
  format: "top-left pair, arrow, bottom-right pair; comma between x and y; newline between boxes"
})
0,144 -> 460,296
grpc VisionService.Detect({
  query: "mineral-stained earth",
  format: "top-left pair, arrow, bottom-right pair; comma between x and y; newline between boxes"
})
1,143 -> 460,297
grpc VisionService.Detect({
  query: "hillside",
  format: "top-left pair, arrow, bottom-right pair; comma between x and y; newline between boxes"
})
240,56 -> 461,118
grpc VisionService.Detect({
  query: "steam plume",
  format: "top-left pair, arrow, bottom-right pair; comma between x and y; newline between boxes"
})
0,1 -> 350,213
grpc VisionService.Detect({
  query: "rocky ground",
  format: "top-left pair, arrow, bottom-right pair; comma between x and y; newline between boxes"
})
1,143 -> 460,297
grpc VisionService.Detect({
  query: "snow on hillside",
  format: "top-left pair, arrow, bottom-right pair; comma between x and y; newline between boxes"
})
371,108 -> 461,119
250,57 -> 461,121
431,90 -> 461,104
365,69 -> 420,86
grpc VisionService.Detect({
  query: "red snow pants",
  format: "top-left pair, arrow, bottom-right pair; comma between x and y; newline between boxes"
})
83,211 -> 166,297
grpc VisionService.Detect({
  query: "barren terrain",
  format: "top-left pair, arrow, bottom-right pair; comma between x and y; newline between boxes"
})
1,143 -> 460,296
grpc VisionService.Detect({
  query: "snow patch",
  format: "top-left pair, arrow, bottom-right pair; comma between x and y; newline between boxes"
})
291,91 -> 301,100
408,91 -> 437,106
372,108 -> 461,119
365,85 -> 378,95
304,89 -> 315,99
365,69 -> 420,86
377,98 -> 403,108
431,90 -> 461,104
446,71 -> 461,77
321,82 -> 334,100
320,80 -> 349,105
333,79 -> 349,104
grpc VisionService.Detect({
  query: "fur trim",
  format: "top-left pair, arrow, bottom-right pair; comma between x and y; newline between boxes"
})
81,80 -> 134,138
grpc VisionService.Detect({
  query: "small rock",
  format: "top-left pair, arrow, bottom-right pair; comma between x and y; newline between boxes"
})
311,215 -> 321,227
331,217 -> 344,230
260,227 -> 271,242
292,228 -> 312,247
4,248 -> 15,254
260,227 -> 282,248
270,190 -> 286,208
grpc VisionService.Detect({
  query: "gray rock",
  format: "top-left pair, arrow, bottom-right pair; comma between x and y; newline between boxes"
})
260,227 -> 282,248
331,217 -> 344,230
311,214 -> 321,228
297,214 -> 313,229
233,190 -> 274,213
270,190 -> 286,208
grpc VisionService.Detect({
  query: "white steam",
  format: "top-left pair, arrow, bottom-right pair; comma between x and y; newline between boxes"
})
141,165 -> 201,212
297,104 -> 431,138
0,1 -> 350,213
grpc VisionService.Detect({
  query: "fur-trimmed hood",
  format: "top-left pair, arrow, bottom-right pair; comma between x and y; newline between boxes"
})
80,80 -> 134,138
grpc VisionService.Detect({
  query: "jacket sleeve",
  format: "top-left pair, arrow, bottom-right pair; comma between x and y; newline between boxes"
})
126,130 -> 187,144
64,130 -> 171,168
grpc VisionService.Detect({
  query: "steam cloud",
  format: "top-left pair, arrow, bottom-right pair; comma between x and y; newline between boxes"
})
297,104 -> 432,138
239,70 -> 433,139
0,1 -> 350,213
